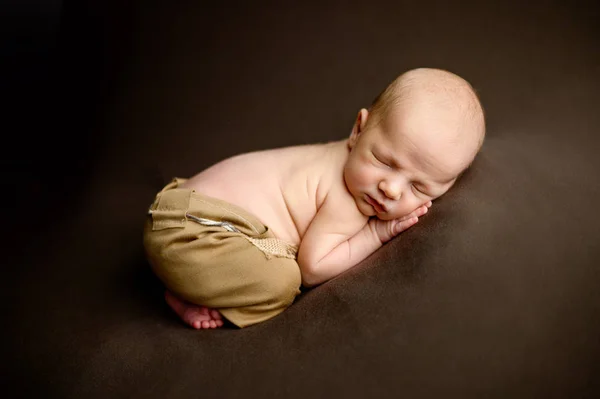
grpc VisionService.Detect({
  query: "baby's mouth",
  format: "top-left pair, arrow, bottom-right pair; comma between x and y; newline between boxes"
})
366,195 -> 386,213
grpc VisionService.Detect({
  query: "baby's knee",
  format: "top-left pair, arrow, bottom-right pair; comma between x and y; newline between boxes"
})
262,259 -> 302,307
218,257 -> 302,328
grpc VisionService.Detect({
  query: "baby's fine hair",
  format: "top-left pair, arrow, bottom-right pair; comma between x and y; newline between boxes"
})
367,68 -> 486,150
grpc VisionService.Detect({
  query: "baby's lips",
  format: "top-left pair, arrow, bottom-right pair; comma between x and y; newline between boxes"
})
379,201 -> 388,213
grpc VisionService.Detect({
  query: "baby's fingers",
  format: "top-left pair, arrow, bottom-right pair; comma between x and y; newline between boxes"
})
394,216 -> 419,234
399,204 -> 429,222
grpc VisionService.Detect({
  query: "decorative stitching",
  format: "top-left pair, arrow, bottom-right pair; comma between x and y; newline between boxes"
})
151,179 -> 261,235
192,195 -> 261,235
185,214 -> 240,233
185,214 -> 297,260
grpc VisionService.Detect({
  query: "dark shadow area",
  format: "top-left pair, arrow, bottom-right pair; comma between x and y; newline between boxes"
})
120,249 -> 166,311
3,0 -> 135,243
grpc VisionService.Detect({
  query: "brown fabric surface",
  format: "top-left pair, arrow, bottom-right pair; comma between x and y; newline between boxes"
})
6,0 -> 600,398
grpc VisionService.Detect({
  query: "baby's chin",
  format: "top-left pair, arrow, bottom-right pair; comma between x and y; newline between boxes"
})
358,204 -> 396,220
372,208 -> 411,221
356,200 -> 378,218
373,213 -> 397,221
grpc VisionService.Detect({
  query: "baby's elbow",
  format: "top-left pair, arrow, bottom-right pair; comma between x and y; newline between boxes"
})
298,259 -> 322,288
301,273 -> 321,288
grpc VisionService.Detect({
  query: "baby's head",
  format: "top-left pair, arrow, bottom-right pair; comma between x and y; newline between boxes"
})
344,68 -> 485,220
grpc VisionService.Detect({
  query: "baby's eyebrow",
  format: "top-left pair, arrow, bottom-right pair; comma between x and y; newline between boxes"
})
377,145 -> 452,186
429,176 -> 456,191
407,150 -> 457,185
377,149 -> 402,169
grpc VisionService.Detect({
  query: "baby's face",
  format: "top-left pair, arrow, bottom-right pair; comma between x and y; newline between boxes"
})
344,106 -> 477,220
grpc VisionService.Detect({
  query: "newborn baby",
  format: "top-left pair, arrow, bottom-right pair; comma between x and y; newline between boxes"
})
143,68 -> 485,329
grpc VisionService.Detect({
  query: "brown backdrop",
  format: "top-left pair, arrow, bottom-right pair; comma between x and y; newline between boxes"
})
6,1 -> 600,397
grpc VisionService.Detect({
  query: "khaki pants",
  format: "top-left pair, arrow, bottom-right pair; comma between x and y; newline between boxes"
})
143,178 -> 302,328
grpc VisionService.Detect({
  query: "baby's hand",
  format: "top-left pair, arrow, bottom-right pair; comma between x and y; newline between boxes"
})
369,201 -> 432,244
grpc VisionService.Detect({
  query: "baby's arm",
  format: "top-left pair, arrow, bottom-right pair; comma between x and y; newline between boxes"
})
297,200 -> 430,287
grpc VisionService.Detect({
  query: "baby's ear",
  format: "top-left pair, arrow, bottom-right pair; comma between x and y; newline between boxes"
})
348,108 -> 369,148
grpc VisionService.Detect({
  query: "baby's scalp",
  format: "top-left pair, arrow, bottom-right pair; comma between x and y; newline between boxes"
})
367,68 -> 485,163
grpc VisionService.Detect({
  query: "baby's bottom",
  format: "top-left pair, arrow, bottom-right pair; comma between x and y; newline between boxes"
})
143,178 -> 302,329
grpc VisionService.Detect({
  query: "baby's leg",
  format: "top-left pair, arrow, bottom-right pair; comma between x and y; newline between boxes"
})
164,291 -> 224,329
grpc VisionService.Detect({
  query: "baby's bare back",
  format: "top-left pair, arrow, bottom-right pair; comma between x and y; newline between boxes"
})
182,141 -> 348,246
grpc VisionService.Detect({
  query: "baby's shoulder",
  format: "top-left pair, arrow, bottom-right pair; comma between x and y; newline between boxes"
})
277,140 -> 345,190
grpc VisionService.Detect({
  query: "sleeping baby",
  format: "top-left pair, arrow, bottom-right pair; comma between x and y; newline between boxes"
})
143,67 -> 485,329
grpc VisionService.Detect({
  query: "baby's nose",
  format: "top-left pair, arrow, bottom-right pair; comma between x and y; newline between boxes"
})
379,181 -> 401,200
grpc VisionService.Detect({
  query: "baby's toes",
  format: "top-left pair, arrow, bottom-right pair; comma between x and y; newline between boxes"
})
184,307 -> 201,321
183,311 -> 201,327
210,309 -> 222,320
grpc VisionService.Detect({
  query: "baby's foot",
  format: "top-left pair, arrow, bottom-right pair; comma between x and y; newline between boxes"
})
164,291 -> 224,329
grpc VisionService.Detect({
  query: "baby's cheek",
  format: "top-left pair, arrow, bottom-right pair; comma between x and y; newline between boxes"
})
347,164 -> 369,188
355,170 -> 373,187
389,208 -> 409,220
391,200 -> 420,219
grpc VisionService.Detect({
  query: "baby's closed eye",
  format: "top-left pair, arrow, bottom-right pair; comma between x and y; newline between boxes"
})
372,152 -> 391,168
412,184 -> 430,197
